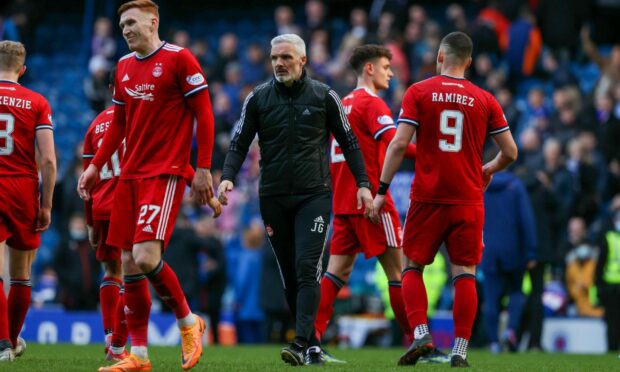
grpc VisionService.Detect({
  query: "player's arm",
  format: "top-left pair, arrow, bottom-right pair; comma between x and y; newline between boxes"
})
82,133 -> 95,227
78,105 -> 126,200
219,91 -> 259,205
326,90 -> 373,215
483,130 -> 518,183
379,123 -> 416,187
35,127 -> 56,232
379,128 -> 417,159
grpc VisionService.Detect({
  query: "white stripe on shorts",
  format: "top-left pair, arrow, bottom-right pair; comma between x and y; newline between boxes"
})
156,176 -> 177,240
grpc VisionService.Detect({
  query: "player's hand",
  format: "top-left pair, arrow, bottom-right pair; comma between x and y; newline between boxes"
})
190,168 -> 214,205
35,206 -> 51,232
87,225 -> 99,249
77,164 -> 99,201
207,196 -> 222,218
217,180 -> 234,206
369,194 -> 386,224
482,164 -> 494,191
357,187 -> 374,219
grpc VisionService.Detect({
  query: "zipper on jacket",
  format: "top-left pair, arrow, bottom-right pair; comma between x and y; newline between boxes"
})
287,97 -> 295,192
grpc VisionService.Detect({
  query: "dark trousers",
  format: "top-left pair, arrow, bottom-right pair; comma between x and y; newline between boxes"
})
259,192 -> 331,345
482,268 -> 526,343
601,284 -> 620,351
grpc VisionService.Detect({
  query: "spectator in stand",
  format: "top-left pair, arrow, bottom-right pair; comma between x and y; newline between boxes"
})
171,29 -> 190,48
564,217 -> 603,317
482,171 -> 537,353
581,25 -> 620,101
84,55 -> 111,112
496,87 -> 521,135
0,16 -> 20,41
210,33 -> 239,83
53,213 -> 101,310
274,5 -> 301,36
565,138 -> 600,223
506,6 -> 542,83
445,3 -> 469,34
241,43 -> 268,85
91,17 -> 116,62
304,0 -> 329,40
535,0 -> 588,60
596,197 -> 620,352
517,87 -> 550,142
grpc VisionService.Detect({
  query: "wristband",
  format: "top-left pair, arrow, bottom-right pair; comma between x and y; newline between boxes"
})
377,181 -> 390,195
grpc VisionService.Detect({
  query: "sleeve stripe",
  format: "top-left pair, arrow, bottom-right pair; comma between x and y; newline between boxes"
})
373,125 -> 396,139
183,84 -> 209,97
112,99 -> 125,105
398,118 -> 419,126
35,125 -> 54,131
82,154 -> 95,159
234,91 -> 255,136
488,125 -> 510,135
328,90 -> 351,131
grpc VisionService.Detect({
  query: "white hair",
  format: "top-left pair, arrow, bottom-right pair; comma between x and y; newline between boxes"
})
270,33 -> 306,57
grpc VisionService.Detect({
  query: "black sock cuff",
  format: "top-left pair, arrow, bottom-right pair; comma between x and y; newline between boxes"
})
100,280 -> 123,289
452,273 -> 476,284
145,260 -> 164,279
403,266 -> 423,276
124,273 -> 146,283
324,272 -> 346,288
10,278 -> 32,287
388,280 -> 402,287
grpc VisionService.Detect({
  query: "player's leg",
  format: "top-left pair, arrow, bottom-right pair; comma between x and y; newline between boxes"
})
7,247 -> 36,350
444,204 -> 485,367
314,253 -> 356,340
0,241 -> 13,361
293,192 -> 331,365
100,259 -> 122,346
377,247 -> 413,342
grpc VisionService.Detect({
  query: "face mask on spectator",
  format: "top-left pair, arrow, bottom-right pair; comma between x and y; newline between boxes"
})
575,245 -> 592,260
69,229 -> 87,241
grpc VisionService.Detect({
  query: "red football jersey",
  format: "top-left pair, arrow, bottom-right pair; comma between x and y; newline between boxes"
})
113,42 -> 209,179
83,106 -> 124,220
0,81 -> 53,179
331,87 -> 397,215
399,75 -> 509,205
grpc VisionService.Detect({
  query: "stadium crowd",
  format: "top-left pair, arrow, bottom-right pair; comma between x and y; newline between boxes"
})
2,0 -> 620,353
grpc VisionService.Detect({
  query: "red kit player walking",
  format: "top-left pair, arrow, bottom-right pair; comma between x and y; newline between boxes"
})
0,40 -> 56,362
314,45 -> 418,360
371,32 -> 518,367
82,68 -> 129,362
78,1 -> 220,371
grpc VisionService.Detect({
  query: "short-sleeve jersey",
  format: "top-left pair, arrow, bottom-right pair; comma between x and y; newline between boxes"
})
0,80 -> 53,179
113,42 -> 209,179
398,75 -> 509,205
331,87 -> 397,214
83,106 -> 124,220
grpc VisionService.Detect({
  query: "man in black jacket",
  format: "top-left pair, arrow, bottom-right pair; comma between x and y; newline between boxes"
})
218,33 -> 372,365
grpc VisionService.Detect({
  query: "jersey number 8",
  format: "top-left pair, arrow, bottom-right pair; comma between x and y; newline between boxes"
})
0,113 -> 15,156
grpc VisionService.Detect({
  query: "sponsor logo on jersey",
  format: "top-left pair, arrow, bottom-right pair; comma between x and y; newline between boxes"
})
377,115 -> 394,125
125,84 -> 155,101
152,63 -> 163,77
302,108 -> 311,116
142,224 -> 153,233
122,74 -> 130,82
186,73 -> 205,86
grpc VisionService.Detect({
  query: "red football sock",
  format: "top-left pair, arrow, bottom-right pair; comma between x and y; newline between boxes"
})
123,275 -> 151,347
401,268 -> 428,331
453,274 -> 477,340
111,290 -> 128,347
0,280 -> 8,342
146,261 -> 190,319
8,278 -> 31,347
314,272 -> 345,339
100,277 -> 122,334
388,281 -> 413,343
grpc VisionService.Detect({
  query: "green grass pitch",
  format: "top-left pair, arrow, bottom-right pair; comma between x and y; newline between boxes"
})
0,344 -> 617,371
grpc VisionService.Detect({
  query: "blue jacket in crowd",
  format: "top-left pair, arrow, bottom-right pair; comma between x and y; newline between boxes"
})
483,171 -> 538,272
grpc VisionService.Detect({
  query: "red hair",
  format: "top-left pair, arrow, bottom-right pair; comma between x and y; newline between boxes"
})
118,0 -> 159,18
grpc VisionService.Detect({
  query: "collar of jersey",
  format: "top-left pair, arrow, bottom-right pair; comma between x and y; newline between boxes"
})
135,41 -> 167,61
354,86 -> 377,97
440,74 -> 467,81
0,80 -> 19,85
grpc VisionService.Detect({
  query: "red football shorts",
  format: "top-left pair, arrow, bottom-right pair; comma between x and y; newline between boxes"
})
331,206 -> 402,259
93,219 -> 121,262
402,201 -> 484,266
0,177 -> 40,250
107,175 -> 185,251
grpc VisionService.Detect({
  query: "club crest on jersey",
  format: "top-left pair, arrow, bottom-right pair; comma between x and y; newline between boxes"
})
152,63 -> 163,77
186,73 -> 205,86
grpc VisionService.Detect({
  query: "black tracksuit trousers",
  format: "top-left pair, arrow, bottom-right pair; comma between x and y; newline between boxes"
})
259,192 -> 331,345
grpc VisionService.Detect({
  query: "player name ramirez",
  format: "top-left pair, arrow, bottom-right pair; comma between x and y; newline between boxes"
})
0,95 -> 32,109
431,92 -> 474,107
